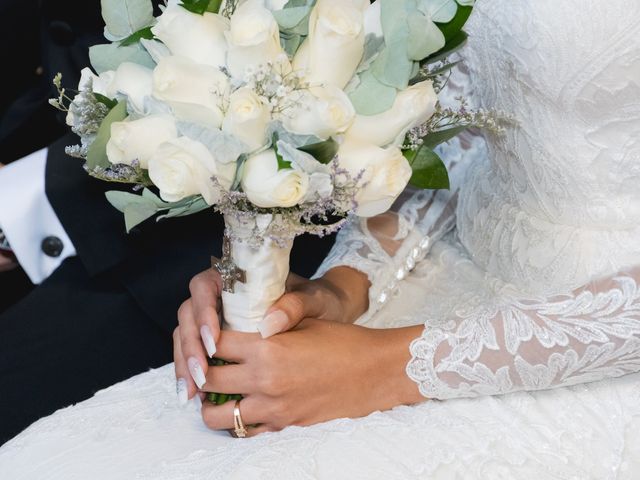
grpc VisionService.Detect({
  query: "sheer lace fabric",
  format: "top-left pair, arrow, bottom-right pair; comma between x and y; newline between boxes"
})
318,0 -> 640,400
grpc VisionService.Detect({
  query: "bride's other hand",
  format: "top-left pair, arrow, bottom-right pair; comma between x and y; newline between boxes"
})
200,320 -> 425,435
257,266 -> 370,338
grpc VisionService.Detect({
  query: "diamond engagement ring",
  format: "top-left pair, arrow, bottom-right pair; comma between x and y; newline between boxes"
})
232,399 -> 248,438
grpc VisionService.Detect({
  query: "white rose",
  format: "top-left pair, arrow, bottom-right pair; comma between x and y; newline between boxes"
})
241,149 -> 310,208
106,114 -> 178,169
113,62 -> 153,112
152,56 -> 230,127
336,139 -> 412,217
281,85 -> 355,140
148,137 -> 237,205
151,2 -> 229,68
292,0 -> 368,89
222,87 -> 271,151
226,0 -> 287,79
346,80 -> 438,147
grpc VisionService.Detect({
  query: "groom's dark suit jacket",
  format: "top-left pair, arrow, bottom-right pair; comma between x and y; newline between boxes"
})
0,0 -> 335,444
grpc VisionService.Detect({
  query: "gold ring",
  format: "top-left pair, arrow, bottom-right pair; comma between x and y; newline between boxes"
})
233,399 -> 248,438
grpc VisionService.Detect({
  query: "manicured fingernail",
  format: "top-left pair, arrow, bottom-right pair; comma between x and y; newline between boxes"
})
258,310 -> 289,339
188,357 -> 206,389
200,325 -> 217,358
176,378 -> 188,406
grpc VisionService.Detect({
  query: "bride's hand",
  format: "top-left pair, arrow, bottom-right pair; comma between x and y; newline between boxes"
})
174,266 -> 370,401
199,320 -> 425,435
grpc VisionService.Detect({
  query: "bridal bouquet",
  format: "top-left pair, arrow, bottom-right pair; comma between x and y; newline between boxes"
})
52,0 -> 488,333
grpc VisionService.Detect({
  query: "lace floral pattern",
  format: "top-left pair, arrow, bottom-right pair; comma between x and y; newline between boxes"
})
456,0 -> 640,294
316,0 -> 640,401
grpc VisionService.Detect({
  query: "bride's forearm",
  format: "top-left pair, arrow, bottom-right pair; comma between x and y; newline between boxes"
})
372,325 -> 428,407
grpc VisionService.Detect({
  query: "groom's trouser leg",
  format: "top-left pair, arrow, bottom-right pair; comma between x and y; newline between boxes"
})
0,257 -> 173,446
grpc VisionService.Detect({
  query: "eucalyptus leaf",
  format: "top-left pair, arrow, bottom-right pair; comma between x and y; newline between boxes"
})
356,33 -> 385,75
369,0 -> 414,90
273,5 -> 312,30
405,147 -> 450,190
89,43 -> 155,73
124,202 -> 159,232
281,33 -> 304,56
422,30 -> 468,65
407,14 -> 446,60
105,190 -> 153,212
101,0 -> 154,40
157,197 -> 210,221
86,101 -> 128,170
348,70 -> 397,115
177,122 -> 249,164
140,38 -> 171,63
141,188 -> 168,207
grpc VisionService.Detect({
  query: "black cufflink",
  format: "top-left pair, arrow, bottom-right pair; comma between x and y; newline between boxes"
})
41,236 -> 64,258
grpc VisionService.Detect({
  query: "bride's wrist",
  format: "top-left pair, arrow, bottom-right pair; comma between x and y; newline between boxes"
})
371,325 -> 427,407
320,266 -> 370,323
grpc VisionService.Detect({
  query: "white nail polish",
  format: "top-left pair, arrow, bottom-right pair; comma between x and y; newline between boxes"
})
188,357 -> 206,389
200,325 -> 217,358
257,310 -> 289,339
176,378 -> 188,406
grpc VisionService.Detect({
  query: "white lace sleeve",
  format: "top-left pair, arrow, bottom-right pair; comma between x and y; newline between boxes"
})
407,267 -> 640,399
314,137 -> 468,319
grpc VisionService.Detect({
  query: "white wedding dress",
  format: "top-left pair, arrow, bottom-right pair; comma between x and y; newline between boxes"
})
2,1 -> 640,478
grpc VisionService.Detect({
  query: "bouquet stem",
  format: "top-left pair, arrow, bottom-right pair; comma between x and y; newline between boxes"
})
208,214 -> 295,404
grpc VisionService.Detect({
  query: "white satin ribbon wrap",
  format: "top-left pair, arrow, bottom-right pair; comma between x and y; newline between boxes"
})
221,214 -> 293,332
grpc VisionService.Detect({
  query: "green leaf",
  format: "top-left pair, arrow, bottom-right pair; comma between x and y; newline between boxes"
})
272,132 -> 292,170
298,138 -> 338,164
420,125 -> 468,149
276,149 -> 292,170
89,43 -> 155,73
101,0 -> 154,40
180,0 -> 222,15
119,26 -> 154,46
437,5 -> 473,41
93,93 -> 118,109
206,0 -> 223,13
86,101 -> 128,170
404,147 -> 450,190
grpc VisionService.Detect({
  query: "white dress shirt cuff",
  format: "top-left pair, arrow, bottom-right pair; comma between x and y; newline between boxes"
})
0,148 -> 77,284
